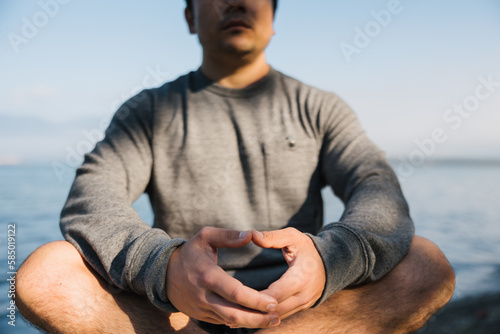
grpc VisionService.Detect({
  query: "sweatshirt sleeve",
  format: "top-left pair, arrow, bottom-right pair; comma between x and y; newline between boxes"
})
307,95 -> 415,306
60,90 -> 185,312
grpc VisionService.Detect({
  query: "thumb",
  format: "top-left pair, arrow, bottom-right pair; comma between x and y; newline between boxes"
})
251,228 -> 299,249
199,227 -> 252,249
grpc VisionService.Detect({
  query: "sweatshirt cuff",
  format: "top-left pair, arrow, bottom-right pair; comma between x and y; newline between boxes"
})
127,231 -> 186,313
305,223 -> 373,307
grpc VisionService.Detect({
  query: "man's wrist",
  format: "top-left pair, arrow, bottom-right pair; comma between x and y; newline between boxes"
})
305,226 -> 367,307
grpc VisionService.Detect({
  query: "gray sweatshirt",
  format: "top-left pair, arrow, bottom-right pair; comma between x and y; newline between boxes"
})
61,67 -> 414,313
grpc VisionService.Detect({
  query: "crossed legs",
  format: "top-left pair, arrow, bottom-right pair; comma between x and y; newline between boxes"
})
15,236 -> 454,334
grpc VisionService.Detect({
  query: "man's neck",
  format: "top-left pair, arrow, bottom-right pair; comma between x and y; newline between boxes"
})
200,52 -> 270,89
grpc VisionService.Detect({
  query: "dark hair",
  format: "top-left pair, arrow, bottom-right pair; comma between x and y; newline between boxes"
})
185,0 -> 278,13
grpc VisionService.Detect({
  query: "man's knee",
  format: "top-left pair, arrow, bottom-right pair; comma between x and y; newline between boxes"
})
407,236 -> 455,301
394,236 -> 455,331
16,241 -> 84,318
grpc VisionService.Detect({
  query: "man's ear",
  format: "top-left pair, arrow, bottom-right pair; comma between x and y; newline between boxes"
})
184,7 -> 197,34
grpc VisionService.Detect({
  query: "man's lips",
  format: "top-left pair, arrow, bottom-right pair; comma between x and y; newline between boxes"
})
221,19 -> 251,31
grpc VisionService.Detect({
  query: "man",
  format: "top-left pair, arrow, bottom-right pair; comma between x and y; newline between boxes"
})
16,0 -> 455,333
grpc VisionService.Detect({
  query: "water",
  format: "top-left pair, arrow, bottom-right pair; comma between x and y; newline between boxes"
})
1,163 -> 499,333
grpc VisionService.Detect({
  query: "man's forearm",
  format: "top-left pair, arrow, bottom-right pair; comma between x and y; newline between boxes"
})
316,98 -> 414,304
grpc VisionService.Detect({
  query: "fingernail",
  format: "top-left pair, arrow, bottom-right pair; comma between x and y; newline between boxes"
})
269,318 -> 279,326
239,231 -> 250,239
255,231 -> 264,238
267,303 -> 277,312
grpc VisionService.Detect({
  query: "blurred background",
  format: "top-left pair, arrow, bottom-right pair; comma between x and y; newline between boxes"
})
1,0 -> 499,332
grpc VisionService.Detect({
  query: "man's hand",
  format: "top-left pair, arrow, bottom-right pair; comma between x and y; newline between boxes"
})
252,228 -> 326,320
166,227 -> 280,328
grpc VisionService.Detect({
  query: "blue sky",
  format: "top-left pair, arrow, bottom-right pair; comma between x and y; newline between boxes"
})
1,0 -> 499,165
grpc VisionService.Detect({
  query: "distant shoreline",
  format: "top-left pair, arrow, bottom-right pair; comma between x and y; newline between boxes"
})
388,157 -> 500,167
2,158 -> 500,168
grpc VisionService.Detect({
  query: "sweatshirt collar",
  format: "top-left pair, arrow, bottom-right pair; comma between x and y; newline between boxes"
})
191,67 -> 278,98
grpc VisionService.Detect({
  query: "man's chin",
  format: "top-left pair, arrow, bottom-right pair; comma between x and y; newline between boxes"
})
219,38 -> 258,54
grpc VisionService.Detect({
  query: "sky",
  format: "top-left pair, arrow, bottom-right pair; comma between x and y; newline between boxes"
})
1,0 -> 500,165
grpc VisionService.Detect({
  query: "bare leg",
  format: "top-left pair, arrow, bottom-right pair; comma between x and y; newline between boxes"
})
256,236 -> 455,334
16,241 -> 208,334
16,236 -> 454,334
